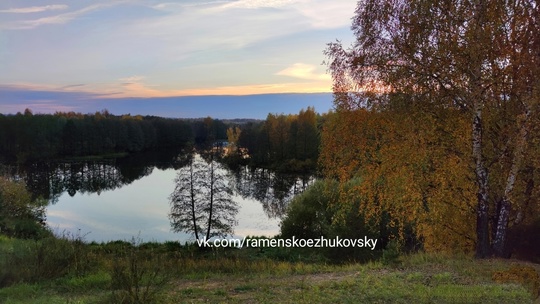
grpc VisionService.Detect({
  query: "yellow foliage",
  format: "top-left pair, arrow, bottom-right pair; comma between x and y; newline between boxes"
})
320,104 -> 476,252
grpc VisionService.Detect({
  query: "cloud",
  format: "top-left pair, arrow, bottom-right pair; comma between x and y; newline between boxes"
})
218,0 -> 356,29
3,3 -> 121,30
119,75 -> 146,83
0,5 -> 68,14
276,63 -> 330,81
111,80 -> 331,97
151,1 -> 232,11
60,84 -> 86,90
135,2 -> 303,48
23,4 -> 109,28
292,1 -> 357,29
222,0 -> 296,9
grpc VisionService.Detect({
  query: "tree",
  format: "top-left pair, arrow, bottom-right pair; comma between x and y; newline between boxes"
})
0,177 -> 48,239
226,126 -> 242,155
324,0 -> 539,257
296,107 -> 319,162
266,113 -> 291,163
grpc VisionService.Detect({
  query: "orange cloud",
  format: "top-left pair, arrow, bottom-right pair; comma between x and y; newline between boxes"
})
276,63 -> 331,81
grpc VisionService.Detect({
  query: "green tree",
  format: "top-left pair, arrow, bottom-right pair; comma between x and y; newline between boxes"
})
0,177 -> 48,239
296,107 -> 319,162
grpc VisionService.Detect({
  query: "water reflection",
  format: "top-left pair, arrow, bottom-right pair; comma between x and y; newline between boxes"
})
231,166 -> 314,218
2,151 -> 314,242
169,153 -> 238,240
8,150 -> 185,203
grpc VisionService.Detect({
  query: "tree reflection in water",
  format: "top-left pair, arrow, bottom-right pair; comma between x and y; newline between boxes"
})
4,150 -> 187,204
169,153 -> 238,240
230,166 -> 315,219
1,150 -> 314,241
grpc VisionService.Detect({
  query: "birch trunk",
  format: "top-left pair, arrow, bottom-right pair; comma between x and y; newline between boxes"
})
493,108 -> 530,257
473,104 -> 491,258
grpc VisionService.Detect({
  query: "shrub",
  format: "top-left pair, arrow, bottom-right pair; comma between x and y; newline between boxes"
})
0,232 -> 94,287
381,239 -> 402,266
492,265 -> 540,297
109,238 -> 169,304
280,180 -> 336,240
0,177 -> 49,239
280,179 -> 381,262
508,219 -> 540,263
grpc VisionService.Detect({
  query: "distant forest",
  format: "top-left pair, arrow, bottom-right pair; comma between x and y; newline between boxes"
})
0,107 -> 325,173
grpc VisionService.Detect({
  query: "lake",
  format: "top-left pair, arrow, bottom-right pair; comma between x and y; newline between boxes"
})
8,151 -> 313,243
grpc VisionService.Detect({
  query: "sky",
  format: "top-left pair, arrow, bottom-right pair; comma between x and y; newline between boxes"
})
0,0 -> 357,118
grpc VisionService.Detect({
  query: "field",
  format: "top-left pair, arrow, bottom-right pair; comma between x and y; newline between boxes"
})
1,235 -> 539,303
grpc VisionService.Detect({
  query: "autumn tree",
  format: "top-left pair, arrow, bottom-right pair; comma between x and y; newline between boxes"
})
226,126 -> 242,155
324,0 -> 539,257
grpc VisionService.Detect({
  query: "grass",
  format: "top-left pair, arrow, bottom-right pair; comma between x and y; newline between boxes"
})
1,237 -> 539,303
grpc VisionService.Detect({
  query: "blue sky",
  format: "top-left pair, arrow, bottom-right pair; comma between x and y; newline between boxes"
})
0,0 -> 357,118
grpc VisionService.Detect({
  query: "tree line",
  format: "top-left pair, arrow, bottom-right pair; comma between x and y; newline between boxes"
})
0,109 -> 256,164
0,109 -> 194,163
233,107 -> 324,173
0,108 -> 325,176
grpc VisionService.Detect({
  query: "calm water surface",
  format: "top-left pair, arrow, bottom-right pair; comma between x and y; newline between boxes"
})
19,153 -> 313,243
46,168 -> 282,243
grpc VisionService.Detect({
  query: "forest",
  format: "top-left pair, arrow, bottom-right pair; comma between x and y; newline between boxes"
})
0,108 -> 322,175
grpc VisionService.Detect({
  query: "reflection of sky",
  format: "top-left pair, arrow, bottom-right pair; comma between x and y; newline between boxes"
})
233,194 -> 281,238
46,168 -> 280,243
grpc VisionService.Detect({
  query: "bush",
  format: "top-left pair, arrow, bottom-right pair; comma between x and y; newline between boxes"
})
0,233 -> 93,287
0,177 -> 49,239
280,180 -> 336,240
280,178 -> 421,262
508,219 -> 540,263
109,238 -> 169,304
381,239 -> 402,266
280,179 -> 381,262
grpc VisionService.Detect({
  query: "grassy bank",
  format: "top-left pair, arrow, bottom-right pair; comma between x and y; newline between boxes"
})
1,235 -> 539,303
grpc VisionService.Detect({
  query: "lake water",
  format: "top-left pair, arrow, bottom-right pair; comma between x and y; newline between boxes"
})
11,152 -> 313,243
47,168 -> 284,243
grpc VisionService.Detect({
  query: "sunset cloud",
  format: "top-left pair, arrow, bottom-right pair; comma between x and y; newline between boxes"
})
0,4 -> 68,14
222,0 -> 296,9
276,63 -> 331,81
1,0 -> 355,116
18,3 -> 121,29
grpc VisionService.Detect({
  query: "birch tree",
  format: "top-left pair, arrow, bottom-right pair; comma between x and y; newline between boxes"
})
324,0 -> 539,257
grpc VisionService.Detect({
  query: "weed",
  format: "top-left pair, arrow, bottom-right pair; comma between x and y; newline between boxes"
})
108,238 -> 169,304
492,265 -> 540,297
381,239 -> 402,266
